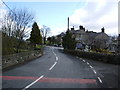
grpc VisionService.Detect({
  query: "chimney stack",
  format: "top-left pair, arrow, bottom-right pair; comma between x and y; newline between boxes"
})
101,27 -> 105,33
79,25 -> 84,30
71,26 -> 74,30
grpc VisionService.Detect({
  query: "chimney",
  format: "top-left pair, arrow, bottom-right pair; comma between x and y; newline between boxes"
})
83,27 -> 85,31
79,25 -> 83,30
101,27 -> 105,33
71,26 -> 74,30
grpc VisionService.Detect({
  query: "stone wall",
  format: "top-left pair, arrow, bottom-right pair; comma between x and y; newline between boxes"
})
2,50 -> 43,70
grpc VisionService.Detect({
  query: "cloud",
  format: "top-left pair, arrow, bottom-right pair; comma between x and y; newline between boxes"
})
69,0 -> 118,35
0,1 -> 7,26
50,26 -> 67,36
0,9 -> 7,19
0,8 -> 7,28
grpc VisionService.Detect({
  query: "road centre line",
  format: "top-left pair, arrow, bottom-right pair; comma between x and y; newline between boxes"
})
54,53 -> 56,56
53,52 -> 56,56
51,47 -> 58,61
56,57 -> 58,61
52,48 -> 56,56
83,60 -> 85,62
86,62 -> 90,65
22,75 -> 44,90
52,50 -> 55,54
89,65 -> 93,69
97,77 -> 102,83
93,69 -> 97,74
49,61 -> 57,70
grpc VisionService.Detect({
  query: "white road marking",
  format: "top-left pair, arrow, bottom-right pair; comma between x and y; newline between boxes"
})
22,75 -> 44,90
52,47 -> 58,61
52,51 -> 55,54
52,48 -> 56,56
93,69 -> 97,74
81,59 -> 103,83
83,60 -> 85,62
86,62 -> 90,65
49,62 -> 57,70
98,77 -> 102,83
54,53 -> 56,56
56,57 -> 58,61
89,65 -> 93,69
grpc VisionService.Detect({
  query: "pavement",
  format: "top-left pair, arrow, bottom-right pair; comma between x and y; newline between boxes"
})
1,46 -> 120,89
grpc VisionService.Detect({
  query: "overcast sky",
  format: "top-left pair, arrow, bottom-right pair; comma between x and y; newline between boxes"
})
0,0 -> 119,37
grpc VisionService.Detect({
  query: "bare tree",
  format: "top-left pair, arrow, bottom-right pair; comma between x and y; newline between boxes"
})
1,11 -> 15,37
1,8 -> 34,53
41,25 -> 50,44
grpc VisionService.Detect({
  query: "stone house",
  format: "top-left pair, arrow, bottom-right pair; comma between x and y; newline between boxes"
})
70,26 -> 109,50
107,36 -> 118,53
93,28 -> 109,49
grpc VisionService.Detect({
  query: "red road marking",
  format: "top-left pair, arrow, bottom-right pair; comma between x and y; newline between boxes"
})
1,76 -> 96,84
39,77 -> 96,84
0,76 -> 37,80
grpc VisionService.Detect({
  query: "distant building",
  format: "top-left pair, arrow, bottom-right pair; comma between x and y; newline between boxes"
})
107,36 -> 118,53
56,25 -> 118,53
70,25 -> 87,50
56,32 -> 65,45
85,31 -> 99,49
69,26 -> 109,50
94,28 -> 109,49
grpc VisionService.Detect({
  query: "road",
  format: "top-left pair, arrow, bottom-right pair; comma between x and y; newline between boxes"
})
2,46 -> 119,89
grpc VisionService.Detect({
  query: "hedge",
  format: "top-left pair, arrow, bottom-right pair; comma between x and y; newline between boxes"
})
64,49 -> 120,65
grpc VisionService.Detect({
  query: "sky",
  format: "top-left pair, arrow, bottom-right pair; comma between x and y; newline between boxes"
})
0,0 -> 119,38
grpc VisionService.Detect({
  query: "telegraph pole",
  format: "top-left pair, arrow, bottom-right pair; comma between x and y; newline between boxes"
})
118,34 -> 120,53
67,17 -> 69,31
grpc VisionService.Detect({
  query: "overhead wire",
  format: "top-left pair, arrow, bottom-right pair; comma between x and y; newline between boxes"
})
1,0 -> 15,15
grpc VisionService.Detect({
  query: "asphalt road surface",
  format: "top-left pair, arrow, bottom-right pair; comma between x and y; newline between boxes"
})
2,46 -> 119,89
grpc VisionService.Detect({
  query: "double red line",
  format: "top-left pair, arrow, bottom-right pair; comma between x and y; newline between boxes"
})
1,76 -> 96,84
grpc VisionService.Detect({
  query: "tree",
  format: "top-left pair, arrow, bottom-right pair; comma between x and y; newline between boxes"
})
47,37 -> 52,45
41,25 -> 50,44
62,30 -> 76,50
30,22 -> 42,47
1,8 -> 34,53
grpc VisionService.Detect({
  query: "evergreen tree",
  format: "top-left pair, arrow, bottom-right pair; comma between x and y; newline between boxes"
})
30,22 -> 42,46
62,30 -> 76,50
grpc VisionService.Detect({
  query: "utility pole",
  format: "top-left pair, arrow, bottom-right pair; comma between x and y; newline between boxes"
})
68,17 -> 69,31
118,34 -> 120,53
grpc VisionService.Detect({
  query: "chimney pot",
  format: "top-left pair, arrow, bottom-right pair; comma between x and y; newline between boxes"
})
101,27 -> 105,33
